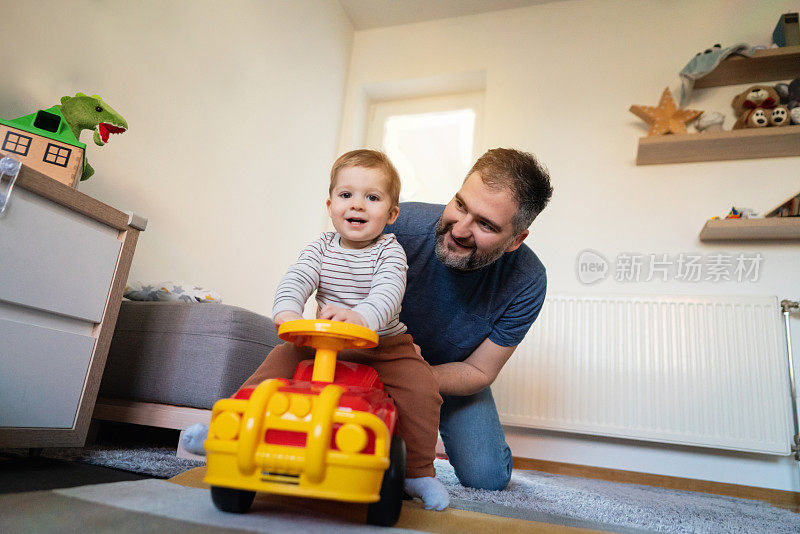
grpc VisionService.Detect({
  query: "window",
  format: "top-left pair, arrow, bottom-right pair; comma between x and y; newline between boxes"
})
44,143 -> 71,167
366,92 -> 483,204
3,131 -> 32,156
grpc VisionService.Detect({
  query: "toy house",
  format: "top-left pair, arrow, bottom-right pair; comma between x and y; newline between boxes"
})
0,106 -> 85,188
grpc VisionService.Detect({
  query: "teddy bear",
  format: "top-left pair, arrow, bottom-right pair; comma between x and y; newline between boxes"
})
731,85 -> 780,129
769,106 -> 791,127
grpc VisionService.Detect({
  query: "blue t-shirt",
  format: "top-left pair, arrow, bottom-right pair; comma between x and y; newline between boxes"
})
385,202 -> 547,365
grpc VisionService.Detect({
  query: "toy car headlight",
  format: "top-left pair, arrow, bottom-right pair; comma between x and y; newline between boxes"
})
210,411 -> 241,440
289,395 -> 312,418
335,423 -> 368,453
268,393 -> 290,416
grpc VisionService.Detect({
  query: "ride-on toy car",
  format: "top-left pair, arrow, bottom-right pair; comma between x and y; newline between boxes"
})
203,319 -> 406,527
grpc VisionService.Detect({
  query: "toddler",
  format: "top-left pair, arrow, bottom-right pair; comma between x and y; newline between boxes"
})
184,149 -> 448,510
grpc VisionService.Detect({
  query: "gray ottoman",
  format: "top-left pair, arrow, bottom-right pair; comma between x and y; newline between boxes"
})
99,301 -> 281,410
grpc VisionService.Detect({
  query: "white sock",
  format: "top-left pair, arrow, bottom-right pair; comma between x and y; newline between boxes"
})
403,476 -> 449,511
181,423 -> 208,456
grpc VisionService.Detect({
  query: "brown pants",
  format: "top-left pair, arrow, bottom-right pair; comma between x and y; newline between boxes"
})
240,333 -> 442,478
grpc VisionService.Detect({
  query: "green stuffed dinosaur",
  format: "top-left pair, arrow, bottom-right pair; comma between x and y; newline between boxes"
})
58,92 -> 128,180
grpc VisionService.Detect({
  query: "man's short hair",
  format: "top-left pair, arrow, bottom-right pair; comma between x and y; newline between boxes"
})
467,148 -> 553,234
329,149 -> 401,206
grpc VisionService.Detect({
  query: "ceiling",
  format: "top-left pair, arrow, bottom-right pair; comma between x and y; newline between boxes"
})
338,0 -> 560,30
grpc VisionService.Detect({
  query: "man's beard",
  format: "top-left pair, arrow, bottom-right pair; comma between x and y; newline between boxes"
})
434,217 -> 515,271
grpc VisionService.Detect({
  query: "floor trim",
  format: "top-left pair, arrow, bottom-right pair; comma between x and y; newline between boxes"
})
513,457 -> 800,512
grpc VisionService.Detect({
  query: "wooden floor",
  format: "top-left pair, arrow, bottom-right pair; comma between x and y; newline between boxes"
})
513,457 -> 800,513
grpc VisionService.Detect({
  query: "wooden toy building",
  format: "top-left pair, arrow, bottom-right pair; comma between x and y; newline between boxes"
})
0,107 -> 85,188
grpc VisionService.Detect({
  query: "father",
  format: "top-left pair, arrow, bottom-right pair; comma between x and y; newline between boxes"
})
385,147 -> 553,491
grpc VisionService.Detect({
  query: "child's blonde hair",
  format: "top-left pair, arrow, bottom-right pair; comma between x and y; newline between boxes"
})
329,149 -> 401,206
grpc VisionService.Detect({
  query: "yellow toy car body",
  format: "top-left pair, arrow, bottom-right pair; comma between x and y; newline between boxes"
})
203,320 -> 405,526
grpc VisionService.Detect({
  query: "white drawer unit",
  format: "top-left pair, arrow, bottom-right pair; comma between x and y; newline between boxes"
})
0,163 -> 145,448
0,188 -> 122,322
0,318 -> 96,428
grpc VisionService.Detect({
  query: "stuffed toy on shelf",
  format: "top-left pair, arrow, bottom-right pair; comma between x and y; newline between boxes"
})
731,85 -> 788,129
776,77 -> 800,125
695,111 -> 725,132
791,107 -> 800,125
629,87 -> 703,135
775,77 -> 800,109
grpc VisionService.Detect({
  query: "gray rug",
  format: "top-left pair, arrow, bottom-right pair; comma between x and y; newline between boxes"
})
42,445 -> 204,478
434,459 -> 800,534
42,446 -> 800,533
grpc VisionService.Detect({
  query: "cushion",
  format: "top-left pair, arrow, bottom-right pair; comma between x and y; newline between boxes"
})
124,281 -> 222,303
99,301 -> 281,409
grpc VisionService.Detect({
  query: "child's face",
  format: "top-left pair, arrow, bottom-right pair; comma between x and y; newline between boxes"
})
327,165 -> 399,249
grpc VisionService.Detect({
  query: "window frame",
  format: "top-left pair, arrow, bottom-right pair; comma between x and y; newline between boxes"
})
365,91 -> 484,157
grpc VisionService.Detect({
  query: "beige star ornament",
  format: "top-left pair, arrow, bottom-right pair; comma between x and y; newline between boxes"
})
629,87 -> 703,135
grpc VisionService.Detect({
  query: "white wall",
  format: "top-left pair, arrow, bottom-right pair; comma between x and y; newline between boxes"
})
0,0 -> 353,315
340,0 -> 800,490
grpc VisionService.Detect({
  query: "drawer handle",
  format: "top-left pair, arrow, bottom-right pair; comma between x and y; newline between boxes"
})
0,156 -> 21,216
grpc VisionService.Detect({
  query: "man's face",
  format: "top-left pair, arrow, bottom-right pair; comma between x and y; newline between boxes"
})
435,172 -> 528,271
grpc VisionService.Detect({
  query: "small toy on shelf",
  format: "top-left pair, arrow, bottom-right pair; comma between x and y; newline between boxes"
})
773,12 -> 799,47
629,87 -> 703,135
775,77 -> 800,109
678,43 -> 755,105
695,111 -> 725,132
731,85 -> 781,129
765,191 -> 800,218
790,107 -> 800,125
725,206 -> 758,219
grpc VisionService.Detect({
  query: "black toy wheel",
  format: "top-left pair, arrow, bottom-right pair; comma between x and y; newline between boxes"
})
210,485 -> 256,513
366,435 -> 406,527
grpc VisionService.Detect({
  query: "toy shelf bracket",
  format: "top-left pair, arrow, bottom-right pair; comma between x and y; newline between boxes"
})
0,156 -> 21,216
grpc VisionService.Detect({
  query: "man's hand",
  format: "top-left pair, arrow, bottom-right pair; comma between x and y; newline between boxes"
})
431,338 -> 517,396
273,310 -> 303,327
319,304 -> 368,327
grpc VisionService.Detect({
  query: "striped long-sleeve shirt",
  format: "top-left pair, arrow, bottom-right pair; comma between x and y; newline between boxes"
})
273,232 -> 408,337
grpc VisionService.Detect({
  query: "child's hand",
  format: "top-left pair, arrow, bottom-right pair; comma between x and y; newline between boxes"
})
273,311 -> 307,347
273,310 -> 303,327
319,304 -> 368,327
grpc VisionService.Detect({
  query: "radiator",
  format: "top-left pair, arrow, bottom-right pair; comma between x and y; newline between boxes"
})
493,294 -> 793,455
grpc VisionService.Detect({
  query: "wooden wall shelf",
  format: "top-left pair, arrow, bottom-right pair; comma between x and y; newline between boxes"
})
694,45 -> 800,89
636,125 -> 800,165
699,217 -> 800,241
635,46 -> 800,166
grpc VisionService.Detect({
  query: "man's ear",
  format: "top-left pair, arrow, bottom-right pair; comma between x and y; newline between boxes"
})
505,229 -> 529,252
386,205 -> 399,225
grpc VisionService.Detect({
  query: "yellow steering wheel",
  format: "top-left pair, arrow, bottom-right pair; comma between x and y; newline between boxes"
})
277,319 -> 378,383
